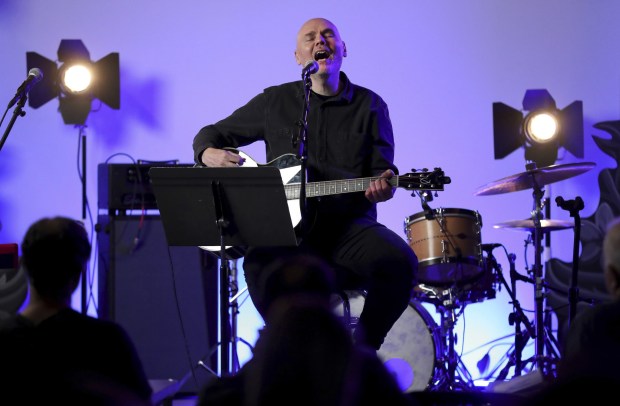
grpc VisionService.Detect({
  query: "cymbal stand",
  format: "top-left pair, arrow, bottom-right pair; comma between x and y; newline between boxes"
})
528,176 -> 548,373
527,172 -> 560,376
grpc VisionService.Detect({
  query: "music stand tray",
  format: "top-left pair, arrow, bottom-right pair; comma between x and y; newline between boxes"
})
148,166 -> 298,249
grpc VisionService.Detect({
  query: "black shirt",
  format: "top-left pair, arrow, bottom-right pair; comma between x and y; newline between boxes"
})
192,72 -> 397,222
0,308 -> 153,404
560,299 -> 620,382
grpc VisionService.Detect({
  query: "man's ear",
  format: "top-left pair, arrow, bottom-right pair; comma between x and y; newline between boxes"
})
294,50 -> 302,66
343,41 -> 347,57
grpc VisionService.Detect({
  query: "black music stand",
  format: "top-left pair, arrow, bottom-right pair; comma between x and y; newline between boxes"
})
149,166 -> 298,377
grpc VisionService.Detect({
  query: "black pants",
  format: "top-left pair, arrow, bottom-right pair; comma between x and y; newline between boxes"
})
243,216 -> 418,350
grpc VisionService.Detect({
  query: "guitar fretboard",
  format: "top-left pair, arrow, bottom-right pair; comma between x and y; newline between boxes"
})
283,176 -> 399,200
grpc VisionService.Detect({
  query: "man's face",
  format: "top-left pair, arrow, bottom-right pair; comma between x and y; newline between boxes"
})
295,18 -> 347,76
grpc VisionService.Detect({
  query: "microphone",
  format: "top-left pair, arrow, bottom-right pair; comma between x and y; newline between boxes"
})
8,68 -> 44,109
481,243 -> 502,251
301,60 -> 319,77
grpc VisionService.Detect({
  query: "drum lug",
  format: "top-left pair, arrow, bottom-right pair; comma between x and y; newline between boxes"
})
441,239 -> 449,261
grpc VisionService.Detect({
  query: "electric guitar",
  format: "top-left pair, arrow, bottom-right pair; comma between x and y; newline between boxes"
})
200,151 -> 451,257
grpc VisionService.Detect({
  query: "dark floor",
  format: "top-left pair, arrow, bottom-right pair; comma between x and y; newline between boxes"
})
161,391 -> 528,406
156,383 -> 533,406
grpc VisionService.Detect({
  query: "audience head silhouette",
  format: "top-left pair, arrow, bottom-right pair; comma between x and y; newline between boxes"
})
0,216 -> 153,405
259,250 -> 337,320
21,216 -> 91,304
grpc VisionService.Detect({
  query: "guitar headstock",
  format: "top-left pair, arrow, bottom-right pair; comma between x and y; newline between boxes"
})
398,168 -> 451,191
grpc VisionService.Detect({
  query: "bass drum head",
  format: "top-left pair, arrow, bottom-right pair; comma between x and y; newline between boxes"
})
333,291 -> 440,393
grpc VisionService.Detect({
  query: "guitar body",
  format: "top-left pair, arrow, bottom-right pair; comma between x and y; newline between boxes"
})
199,152 -> 304,258
199,150 -> 449,258
238,151 -> 305,229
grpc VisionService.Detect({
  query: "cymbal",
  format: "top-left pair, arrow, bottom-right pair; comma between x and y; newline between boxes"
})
494,219 -> 574,232
474,162 -> 596,196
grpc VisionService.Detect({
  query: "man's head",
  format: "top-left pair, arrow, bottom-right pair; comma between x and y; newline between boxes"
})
295,18 -> 347,78
603,217 -> 620,299
21,216 -> 91,302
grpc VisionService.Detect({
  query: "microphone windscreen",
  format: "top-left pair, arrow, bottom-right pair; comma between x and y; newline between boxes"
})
28,67 -> 43,82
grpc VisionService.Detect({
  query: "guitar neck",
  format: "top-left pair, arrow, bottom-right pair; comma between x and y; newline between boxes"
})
283,176 -> 398,199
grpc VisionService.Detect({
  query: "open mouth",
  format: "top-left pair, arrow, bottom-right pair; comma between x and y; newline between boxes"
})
314,50 -> 330,61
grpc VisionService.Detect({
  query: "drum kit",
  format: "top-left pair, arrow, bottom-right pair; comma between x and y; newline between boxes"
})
394,160 -> 595,392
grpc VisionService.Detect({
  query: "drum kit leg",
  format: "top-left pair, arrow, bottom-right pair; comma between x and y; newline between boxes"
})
433,290 -> 476,391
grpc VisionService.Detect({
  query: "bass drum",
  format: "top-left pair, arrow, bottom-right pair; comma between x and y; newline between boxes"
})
332,291 -> 441,393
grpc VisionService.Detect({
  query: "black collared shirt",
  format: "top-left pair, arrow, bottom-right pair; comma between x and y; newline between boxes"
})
193,72 -> 397,222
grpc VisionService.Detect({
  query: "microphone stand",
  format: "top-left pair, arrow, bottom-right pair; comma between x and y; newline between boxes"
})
293,71 -> 313,229
555,196 -> 584,326
0,93 -> 27,152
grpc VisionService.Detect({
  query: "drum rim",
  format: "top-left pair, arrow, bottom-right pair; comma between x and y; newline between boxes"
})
418,256 -> 483,267
416,258 -> 485,286
405,207 -> 480,223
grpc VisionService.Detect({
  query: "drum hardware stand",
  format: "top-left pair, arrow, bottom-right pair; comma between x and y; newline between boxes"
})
415,189 -> 437,220
509,181 -> 563,378
431,289 -> 475,391
483,246 -> 536,380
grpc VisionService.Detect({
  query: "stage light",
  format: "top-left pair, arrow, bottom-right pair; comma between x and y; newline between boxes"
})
26,39 -> 119,125
493,89 -> 583,167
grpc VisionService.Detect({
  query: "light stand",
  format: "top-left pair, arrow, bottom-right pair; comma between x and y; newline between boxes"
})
78,126 -> 88,313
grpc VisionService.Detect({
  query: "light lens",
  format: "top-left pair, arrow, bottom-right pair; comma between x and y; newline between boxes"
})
524,112 -> 559,143
62,64 -> 92,93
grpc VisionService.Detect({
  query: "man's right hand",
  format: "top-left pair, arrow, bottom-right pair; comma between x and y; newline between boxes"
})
201,148 -> 246,167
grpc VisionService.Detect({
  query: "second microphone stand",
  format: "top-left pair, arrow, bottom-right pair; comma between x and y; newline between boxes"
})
555,196 -> 584,326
